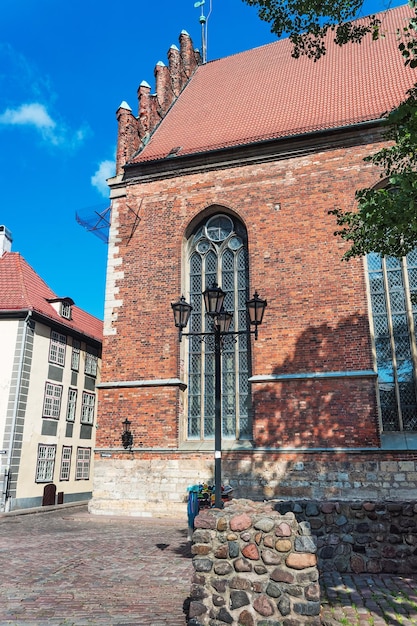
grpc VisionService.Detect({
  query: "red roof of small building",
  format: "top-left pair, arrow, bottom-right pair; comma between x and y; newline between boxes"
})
0,252 -> 102,343
132,4 -> 415,164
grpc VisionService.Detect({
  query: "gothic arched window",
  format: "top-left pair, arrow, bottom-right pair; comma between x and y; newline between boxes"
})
186,213 -> 251,441
367,249 -> 417,433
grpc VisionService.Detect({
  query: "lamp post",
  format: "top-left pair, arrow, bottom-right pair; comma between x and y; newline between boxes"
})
172,283 -> 266,508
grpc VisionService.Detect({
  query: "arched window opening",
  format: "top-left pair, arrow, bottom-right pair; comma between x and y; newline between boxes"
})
187,213 -> 251,440
367,249 -> 417,432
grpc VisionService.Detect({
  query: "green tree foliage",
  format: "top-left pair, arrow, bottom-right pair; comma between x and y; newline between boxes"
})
243,0 -> 381,59
331,86 -> 417,259
244,0 -> 417,259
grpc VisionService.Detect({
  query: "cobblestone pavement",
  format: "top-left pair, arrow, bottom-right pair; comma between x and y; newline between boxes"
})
0,505 -> 417,625
0,505 -> 192,625
320,571 -> 417,626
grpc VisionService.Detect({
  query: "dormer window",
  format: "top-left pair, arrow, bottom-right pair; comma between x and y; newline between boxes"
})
46,297 -> 74,320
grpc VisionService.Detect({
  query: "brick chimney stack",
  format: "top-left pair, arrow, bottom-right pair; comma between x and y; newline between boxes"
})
137,81 -> 159,141
168,45 -> 183,97
155,62 -> 175,117
115,102 -> 140,176
115,31 -> 201,172
179,30 -> 199,79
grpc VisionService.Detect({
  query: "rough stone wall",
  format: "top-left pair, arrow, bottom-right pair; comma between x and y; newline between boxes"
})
274,500 -> 417,574
90,455 -> 214,517
188,500 -> 320,626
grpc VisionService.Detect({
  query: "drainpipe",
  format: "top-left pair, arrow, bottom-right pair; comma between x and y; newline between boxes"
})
2,310 -> 32,512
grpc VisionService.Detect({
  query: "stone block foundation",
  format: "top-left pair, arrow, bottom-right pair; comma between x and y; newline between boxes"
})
90,452 -> 417,520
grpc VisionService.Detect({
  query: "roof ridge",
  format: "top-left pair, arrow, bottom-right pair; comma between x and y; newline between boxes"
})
203,3 -> 409,65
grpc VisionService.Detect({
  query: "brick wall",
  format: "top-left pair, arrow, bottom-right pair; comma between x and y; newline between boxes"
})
97,132 -> 385,453
252,377 -> 378,448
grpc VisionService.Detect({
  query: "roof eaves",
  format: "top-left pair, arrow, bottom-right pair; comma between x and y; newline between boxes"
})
125,115 -> 388,171
32,309 -> 103,344
0,307 -> 102,344
0,308 -> 33,318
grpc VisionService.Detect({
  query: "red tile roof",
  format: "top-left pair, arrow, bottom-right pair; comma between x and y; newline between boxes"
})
0,252 -> 102,343
132,5 -> 415,164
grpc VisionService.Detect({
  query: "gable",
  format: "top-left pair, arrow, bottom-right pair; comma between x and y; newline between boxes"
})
0,252 -> 102,342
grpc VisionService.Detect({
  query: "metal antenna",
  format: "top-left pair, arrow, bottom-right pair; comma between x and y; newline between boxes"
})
194,0 -> 212,63
206,0 -> 212,60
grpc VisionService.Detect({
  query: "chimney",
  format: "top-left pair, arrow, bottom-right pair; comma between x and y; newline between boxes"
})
180,30 -> 198,78
0,225 -> 12,256
168,45 -> 184,97
139,32 -> 201,137
138,81 -> 159,142
155,61 -> 175,117
115,102 -> 140,175
117,31 -> 202,167
194,48 -> 202,66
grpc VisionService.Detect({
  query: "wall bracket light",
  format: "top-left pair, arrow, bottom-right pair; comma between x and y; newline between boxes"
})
121,419 -> 133,450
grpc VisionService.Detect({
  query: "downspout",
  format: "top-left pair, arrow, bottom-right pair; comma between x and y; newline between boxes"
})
2,310 -> 32,512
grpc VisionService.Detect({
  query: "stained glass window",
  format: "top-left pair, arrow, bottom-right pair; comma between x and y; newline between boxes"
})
187,214 -> 251,440
367,251 -> 417,432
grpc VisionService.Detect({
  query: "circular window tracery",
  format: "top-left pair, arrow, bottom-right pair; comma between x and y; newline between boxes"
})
196,240 -> 211,253
205,215 -> 234,242
228,236 -> 243,250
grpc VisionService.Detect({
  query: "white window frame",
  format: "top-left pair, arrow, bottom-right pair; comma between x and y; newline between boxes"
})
61,302 -> 72,319
36,444 -> 56,482
66,388 -> 77,422
81,392 -> 95,425
71,340 -> 80,371
43,382 -> 63,419
85,348 -> 98,377
76,447 -> 91,480
49,331 -> 66,366
60,446 -> 72,481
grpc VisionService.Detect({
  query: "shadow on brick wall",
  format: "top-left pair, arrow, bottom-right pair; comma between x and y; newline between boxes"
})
251,312 -> 378,449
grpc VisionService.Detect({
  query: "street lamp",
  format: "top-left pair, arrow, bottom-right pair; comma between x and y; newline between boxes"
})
171,283 -> 266,508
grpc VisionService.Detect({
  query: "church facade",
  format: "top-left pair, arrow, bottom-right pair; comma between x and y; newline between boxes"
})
91,6 -> 417,517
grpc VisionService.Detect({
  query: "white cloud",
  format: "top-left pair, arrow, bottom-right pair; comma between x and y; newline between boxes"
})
0,102 -> 55,129
91,160 -> 115,197
0,101 -> 89,149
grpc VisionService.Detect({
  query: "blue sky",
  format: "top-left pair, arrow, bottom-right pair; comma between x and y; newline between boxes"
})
0,0 -> 402,320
